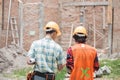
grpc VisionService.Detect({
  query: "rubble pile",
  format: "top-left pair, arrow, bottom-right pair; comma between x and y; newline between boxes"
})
0,44 -> 28,73
97,49 -> 120,60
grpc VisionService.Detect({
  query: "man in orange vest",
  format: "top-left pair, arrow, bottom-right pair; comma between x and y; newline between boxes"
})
66,26 -> 99,80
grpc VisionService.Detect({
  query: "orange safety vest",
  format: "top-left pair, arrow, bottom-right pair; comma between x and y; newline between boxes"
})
70,44 -> 97,80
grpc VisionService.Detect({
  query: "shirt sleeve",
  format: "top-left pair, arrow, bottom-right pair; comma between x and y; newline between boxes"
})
94,53 -> 99,71
56,46 -> 66,65
27,41 -> 36,58
66,47 -> 74,72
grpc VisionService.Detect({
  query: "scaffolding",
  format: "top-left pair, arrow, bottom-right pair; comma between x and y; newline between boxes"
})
61,0 -> 113,55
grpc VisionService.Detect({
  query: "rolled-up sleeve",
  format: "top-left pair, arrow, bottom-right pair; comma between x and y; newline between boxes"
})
57,47 -> 66,65
94,53 -> 99,71
66,47 -> 74,71
27,41 -> 35,58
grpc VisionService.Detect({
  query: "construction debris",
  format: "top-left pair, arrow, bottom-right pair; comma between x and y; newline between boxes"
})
94,65 -> 111,78
97,49 -> 120,60
0,44 -> 28,73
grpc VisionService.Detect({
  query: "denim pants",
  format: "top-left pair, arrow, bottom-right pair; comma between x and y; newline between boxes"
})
33,75 -> 46,80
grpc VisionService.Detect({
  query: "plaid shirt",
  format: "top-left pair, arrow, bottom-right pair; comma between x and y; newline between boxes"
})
27,36 -> 65,73
66,47 -> 99,73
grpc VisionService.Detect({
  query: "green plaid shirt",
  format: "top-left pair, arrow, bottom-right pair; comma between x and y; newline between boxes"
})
27,36 -> 66,73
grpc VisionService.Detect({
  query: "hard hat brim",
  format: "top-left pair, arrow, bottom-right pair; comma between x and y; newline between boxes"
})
57,30 -> 61,36
44,27 -> 61,36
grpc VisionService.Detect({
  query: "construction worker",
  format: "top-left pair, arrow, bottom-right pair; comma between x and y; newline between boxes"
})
66,26 -> 99,80
27,21 -> 66,80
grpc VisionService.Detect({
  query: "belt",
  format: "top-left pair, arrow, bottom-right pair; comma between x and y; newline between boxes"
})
34,71 -> 55,80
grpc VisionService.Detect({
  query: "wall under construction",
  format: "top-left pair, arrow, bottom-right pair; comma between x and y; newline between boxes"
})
0,0 -> 120,54
112,0 -> 120,53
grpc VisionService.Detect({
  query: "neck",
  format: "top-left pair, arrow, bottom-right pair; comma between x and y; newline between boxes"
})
46,34 -> 55,40
75,42 -> 86,44
46,34 -> 51,38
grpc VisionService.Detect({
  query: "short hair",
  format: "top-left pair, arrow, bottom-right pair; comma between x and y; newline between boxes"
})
45,27 -> 56,34
73,33 -> 87,43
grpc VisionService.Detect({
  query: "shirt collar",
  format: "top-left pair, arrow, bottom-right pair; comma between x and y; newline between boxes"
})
45,35 -> 53,40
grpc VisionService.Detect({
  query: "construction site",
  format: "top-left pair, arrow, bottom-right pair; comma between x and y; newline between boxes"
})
0,0 -> 120,80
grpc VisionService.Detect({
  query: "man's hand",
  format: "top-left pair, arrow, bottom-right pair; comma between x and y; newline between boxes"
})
58,64 -> 65,71
27,57 -> 36,65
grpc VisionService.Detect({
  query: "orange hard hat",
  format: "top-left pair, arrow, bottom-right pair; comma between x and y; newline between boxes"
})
44,21 -> 61,36
73,26 -> 87,36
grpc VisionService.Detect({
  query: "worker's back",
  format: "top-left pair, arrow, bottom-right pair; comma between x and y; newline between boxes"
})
70,43 -> 97,80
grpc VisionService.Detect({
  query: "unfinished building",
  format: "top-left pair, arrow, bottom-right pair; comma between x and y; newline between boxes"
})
0,0 -> 120,55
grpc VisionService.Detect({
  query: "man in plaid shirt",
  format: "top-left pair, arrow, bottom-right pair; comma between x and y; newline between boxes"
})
27,21 -> 66,80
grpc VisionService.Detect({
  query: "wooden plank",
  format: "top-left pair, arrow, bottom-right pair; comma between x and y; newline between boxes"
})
62,1 -> 109,7
107,0 -> 112,24
39,3 -> 44,39
18,2 -> 23,48
0,0 -> 2,47
6,0 -> 12,47
108,24 -> 113,56
107,0 -> 113,56
69,24 -> 73,47
93,7 -> 96,48
0,0 -> 2,30
24,2 -> 42,6
102,0 -> 106,29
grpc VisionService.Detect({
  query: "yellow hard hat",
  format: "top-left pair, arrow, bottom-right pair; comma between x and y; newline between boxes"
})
73,26 -> 87,36
44,21 -> 61,36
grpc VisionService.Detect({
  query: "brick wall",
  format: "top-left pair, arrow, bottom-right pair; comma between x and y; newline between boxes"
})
60,0 -> 108,50
0,0 -> 120,53
112,0 -> 120,53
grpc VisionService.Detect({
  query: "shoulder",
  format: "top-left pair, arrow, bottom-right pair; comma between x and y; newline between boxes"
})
86,44 -> 97,52
55,42 -> 63,50
31,39 -> 43,46
49,41 -> 63,52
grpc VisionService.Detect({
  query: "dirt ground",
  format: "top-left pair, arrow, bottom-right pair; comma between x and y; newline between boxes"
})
0,44 -> 120,80
0,44 -> 28,72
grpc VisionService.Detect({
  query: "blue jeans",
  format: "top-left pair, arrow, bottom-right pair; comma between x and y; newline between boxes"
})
34,75 -> 46,80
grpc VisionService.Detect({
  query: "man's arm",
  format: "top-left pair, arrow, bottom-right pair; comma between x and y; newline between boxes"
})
66,47 -> 74,74
58,64 -> 66,71
27,41 -> 36,65
94,53 -> 99,71
57,46 -> 66,71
